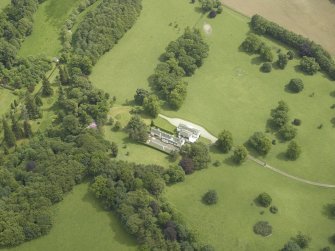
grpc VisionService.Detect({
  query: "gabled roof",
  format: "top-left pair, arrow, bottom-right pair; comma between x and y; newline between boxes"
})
177,124 -> 200,136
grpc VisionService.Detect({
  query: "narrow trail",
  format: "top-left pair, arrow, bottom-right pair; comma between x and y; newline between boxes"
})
159,114 -> 335,188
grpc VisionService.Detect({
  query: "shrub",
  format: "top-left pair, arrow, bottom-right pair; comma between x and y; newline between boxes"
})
202,190 -> 218,205
279,124 -> 297,141
208,10 -> 217,18
213,160 -> 221,167
257,192 -> 272,207
253,221 -> 272,237
287,50 -> 294,60
292,119 -> 301,126
294,232 -> 311,249
241,34 -> 262,53
261,62 -> 272,73
269,205 -> 278,214
201,244 -> 215,251
277,53 -> 288,69
232,145 -> 248,164
164,165 -> 185,184
179,157 -> 194,174
300,56 -> 320,75
286,141 -> 301,160
248,132 -> 272,155
320,247 -> 330,251
216,130 -> 233,153
259,44 -> 274,62
288,79 -> 304,93
282,240 -> 302,251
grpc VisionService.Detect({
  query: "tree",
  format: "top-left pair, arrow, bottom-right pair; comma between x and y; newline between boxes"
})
216,130 -> 233,153
179,157 -> 194,174
253,221 -> 272,236
294,232 -> 311,249
248,132 -> 272,155
286,141 -> 301,160
257,192 -> 272,207
164,165 -> 185,184
277,53 -> 288,69
23,120 -> 33,138
25,95 -> 40,119
232,145 -> 248,164
241,34 -> 262,53
134,88 -> 149,105
199,0 -> 214,12
110,142 -> 118,157
271,101 -> 289,128
41,77 -> 54,97
126,116 -> 148,142
279,124 -> 297,141
59,66 -> 69,85
3,119 -> 16,147
287,51 -> 294,60
259,44 -> 274,62
35,95 -> 43,106
11,116 -> 23,140
288,79 -> 304,93
282,241 -> 302,251
261,62 -> 272,73
300,56 -> 320,75
142,94 -> 160,118
202,190 -> 218,205
181,142 -> 211,170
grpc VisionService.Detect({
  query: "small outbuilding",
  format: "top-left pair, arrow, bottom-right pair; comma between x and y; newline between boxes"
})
177,124 -> 200,143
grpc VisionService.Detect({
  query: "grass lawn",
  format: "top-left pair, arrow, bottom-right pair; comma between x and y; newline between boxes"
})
3,183 -> 137,251
0,0 -> 10,10
18,0 -> 82,58
91,0 -> 335,184
0,89 -> 15,116
165,159 -> 335,250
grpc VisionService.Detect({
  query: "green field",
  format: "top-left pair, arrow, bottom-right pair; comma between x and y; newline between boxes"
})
165,159 -> 335,250
91,1 -> 335,184
19,0 -> 82,58
0,0 -> 10,10
0,89 -> 15,116
3,183 -> 137,251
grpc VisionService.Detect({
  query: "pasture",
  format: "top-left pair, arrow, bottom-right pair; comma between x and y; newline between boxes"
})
19,0 -> 82,58
3,183 -> 137,251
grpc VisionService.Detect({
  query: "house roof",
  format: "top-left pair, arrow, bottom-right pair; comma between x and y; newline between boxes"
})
150,127 -> 184,145
177,124 -> 200,136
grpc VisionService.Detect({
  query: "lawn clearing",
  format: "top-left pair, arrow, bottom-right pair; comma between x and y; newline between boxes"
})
222,0 -> 335,55
165,159 -> 335,250
0,89 -> 15,116
18,0 -> 82,58
0,0 -> 10,10
3,183 -> 137,251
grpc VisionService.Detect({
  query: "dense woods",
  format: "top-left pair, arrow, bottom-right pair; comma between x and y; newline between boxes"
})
250,14 -> 335,80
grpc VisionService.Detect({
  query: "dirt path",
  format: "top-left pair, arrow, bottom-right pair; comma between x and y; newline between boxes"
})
159,114 -> 335,188
221,0 -> 335,56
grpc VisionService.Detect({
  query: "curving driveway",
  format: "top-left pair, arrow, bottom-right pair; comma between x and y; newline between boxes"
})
159,114 -> 335,188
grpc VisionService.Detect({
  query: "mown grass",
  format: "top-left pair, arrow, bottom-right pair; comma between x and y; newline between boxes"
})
0,0 -> 10,10
19,0 -> 82,58
3,183 -> 137,251
0,89 -> 15,117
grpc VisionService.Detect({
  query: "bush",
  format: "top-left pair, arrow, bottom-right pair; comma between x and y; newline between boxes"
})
202,190 -> 218,205
269,205 -> 278,214
286,141 -> 301,160
277,53 -> 288,69
179,157 -> 194,174
164,165 -> 185,184
300,56 -> 320,75
282,240 -> 302,251
287,50 -> 294,60
288,79 -> 304,93
216,130 -> 233,153
294,232 -> 311,249
241,34 -> 262,53
257,192 -> 272,207
253,221 -> 272,237
232,145 -> 248,164
248,132 -> 272,155
320,247 -> 330,251
292,119 -> 301,126
259,44 -> 274,62
208,10 -> 217,18
279,124 -> 297,141
261,62 -> 272,73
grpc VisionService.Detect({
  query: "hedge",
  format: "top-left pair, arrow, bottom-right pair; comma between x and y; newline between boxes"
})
250,15 -> 335,80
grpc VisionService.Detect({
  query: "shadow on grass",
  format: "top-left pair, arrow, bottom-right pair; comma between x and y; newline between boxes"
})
330,90 -> 335,98
251,56 -> 263,65
322,203 -> 335,220
276,152 -> 288,161
330,117 -> 335,128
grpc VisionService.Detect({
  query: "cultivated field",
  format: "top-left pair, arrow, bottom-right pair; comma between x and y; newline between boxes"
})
222,0 -> 335,55
3,183 -> 137,251
19,0 -> 82,58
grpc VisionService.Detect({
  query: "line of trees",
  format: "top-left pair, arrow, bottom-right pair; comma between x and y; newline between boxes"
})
250,14 -> 335,80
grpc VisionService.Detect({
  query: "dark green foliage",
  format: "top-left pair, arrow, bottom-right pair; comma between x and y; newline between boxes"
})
72,0 -> 143,64
282,241 -> 302,251
259,44 -> 274,62
41,77 -> 54,97
248,132 -> 272,155
199,0 -> 222,13
35,95 -> 43,107
261,62 -> 272,73
250,14 -> 335,80
232,145 -> 248,164
279,124 -> 297,141
253,221 -> 272,236
3,119 -> 16,148
286,141 -> 301,160
11,116 -> 24,140
126,116 -> 148,143
287,51 -> 294,60
110,142 -> 118,157
202,190 -> 218,205
25,95 -> 40,120
164,165 -> 185,184
292,119 -> 301,126
277,53 -> 288,69
320,247 -> 330,251
113,121 -> 121,131
134,88 -> 149,105
269,205 -> 278,214
142,94 -> 160,118
300,56 -> 320,75
271,100 -> 289,128
257,192 -> 272,207
241,34 -> 262,53
179,157 -> 194,174
294,232 -> 311,249
288,79 -> 304,93
180,142 -> 211,170
201,244 -> 216,251
216,130 -> 233,153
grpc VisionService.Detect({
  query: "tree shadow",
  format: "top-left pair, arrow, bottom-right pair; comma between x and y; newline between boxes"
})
253,197 -> 263,208
194,6 -> 204,14
322,203 -> 335,220
284,83 -> 296,94
276,152 -> 288,161
251,56 -> 263,65
293,65 -> 310,76
222,156 -> 239,167
330,117 -> 335,128
271,62 -> 281,70
330,90 -> 335,98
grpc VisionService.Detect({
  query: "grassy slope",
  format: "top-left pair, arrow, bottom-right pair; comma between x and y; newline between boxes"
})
91,0 -> 335,183
0,0 -> 10,10
3,183 -> 136,251
165,159 -> 335,251
19,0 -> 82,58
0,89 -> 15,117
